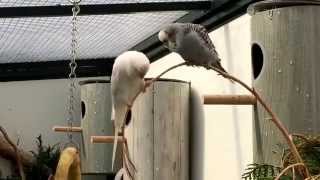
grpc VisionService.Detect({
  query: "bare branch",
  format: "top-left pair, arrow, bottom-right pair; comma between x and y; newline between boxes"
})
0,126 -> 26,180
275,163 -> 305,180
131,62 -> 187,106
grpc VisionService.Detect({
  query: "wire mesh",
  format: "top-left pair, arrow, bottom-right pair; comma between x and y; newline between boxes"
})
0,0 -> 208,63
0,11 -> 187,63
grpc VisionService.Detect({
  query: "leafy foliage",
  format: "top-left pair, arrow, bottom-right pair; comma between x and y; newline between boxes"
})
284,134 -> 320,175
25,135 -> 60,180
242,134 -> 320,180
242,163 -> 282,180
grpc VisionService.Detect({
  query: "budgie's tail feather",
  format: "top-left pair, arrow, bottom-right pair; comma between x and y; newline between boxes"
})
112,128 -> 119,171
112,105 -> 129,170
115,168 -> 126,180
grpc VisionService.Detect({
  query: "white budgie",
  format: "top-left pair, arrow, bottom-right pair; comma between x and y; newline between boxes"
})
111,51 -> 150,171
158,23 -> 230,76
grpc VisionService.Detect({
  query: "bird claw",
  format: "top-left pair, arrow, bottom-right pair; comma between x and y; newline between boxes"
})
122,141 -> 137,180
142,80 -> 151,93
185,61 -> 193,66
127,103 -> 132,109
120,131 -> 137,180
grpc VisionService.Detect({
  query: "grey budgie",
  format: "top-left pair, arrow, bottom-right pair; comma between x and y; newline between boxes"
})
158,23 -> 231,77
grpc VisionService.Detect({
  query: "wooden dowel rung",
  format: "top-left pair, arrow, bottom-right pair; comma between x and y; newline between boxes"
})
52,126 -> 83,132
203,95 -> 257,105
91,136 -> 125,144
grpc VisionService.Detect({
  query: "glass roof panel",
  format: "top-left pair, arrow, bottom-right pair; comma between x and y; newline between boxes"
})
0,11 -> 187,63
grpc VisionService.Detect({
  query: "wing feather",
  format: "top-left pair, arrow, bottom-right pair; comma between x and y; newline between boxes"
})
184,23 -> 220,61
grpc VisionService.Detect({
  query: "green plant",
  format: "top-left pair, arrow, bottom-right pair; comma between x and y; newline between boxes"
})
25,135 -> 60,180
242,163 -> 284,180
242,135 -> 320,180
284,134 -> 320,176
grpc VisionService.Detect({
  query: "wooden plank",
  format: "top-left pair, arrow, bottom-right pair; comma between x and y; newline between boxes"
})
154,81 -> 182,180
80,82 -> 115,173
125,83 -> 155,180
252,5 -> 320,166
179,83 -> 190,180
125,80 -> 190,180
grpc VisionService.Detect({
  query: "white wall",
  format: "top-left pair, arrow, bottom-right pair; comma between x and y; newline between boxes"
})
0,77 -> 108,177
0,15 -> 252,179
146,14 -> 253,180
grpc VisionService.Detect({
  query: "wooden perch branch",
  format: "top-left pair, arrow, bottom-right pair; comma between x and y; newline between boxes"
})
0,126 -> 26,180
209,66 -> 310,178
203,94 -> 257,105
146,62 -> 188,87
91,136 -> 125,144
52,126 -> 83,133
122,62 -> 188,126
131,62 -> 187,106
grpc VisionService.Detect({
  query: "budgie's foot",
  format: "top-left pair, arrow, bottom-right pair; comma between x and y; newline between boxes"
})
123,139 -> 137,172
123,151 -> 134,180
122,141 -> 136,180
127,103 -> 132,109
121,129 -> 137,179
142,80 -> 152,92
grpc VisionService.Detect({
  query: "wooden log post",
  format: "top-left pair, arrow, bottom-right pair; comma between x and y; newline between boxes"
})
125,79 -> 190,180
79,79 -> 121,173
250,0 -> 320,166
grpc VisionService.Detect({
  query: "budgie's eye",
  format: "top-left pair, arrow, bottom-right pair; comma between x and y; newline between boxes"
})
166,30 -> 174,38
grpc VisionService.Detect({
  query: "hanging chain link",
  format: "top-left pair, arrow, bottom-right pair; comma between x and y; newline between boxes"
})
67,0 -> 81,145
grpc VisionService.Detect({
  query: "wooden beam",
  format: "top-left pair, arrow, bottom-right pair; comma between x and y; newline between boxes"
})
203,94 -> 257,105
0,58 -> 113,82
0,1 -> 211,18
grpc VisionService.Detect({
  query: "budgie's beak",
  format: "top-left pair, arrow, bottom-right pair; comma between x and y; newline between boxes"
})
158,30 -> 169,48
158,30 -> 177,51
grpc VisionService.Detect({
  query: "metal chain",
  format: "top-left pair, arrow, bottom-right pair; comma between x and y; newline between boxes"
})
67,0 -> 81,145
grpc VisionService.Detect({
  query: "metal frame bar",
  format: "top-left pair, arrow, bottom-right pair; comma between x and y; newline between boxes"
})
0,58 -> 114,82
0,1 -> 211,18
